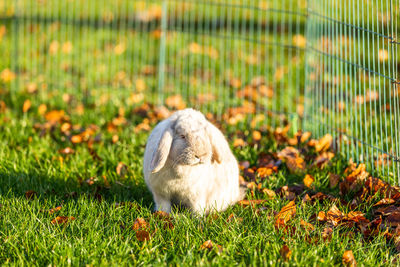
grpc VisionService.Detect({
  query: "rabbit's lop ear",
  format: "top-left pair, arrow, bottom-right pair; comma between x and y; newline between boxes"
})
150,124 -> 174,173
207,123 -> 228,164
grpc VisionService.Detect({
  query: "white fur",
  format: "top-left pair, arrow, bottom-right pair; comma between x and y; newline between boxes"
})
143,108 -> 243,215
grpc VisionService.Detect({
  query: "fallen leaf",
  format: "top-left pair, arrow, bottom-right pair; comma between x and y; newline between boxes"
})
275,200 -> 296,226
322,226 -> 333,241
279,244 -> 292,261
257,167 -> 273,178
200,240 -> 223,253
136,230 -> 150,241
238,199 -> 266,207
48,205 -> 62,214
342,250 -> 356,267
71,135 -> 83,144
329,173 -> 340,188
165,95 -> 186,110
22,99 -> 31,113
0,68 -> 16,82
233,138 -> 245,147
51,216 -> 75,225
252,130 -> 261,141
116,162 -> 128,178
25,190 -> 37,200
262,188 -> 276,199
373,198 -> 395,207
303,174 -> 314,189
45,110 -> 65,123
132,217 -> 149,231
58,147 -> 75,155
300,219 -> 315,231
286,156 -> 306,173
315,134 -> 333,152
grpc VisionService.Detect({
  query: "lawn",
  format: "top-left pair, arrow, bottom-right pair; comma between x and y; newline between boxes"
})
1,0 -> 400,266
1,93 -> 400,265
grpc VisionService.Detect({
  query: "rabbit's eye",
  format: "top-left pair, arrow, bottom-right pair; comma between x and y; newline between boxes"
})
180,135 -> 185,139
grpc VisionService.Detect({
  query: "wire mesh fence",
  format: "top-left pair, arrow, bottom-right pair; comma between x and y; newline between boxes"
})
0,0 -> 399,183
304,0 -> 399,183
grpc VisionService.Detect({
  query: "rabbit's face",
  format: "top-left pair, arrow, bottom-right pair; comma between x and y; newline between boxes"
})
169,120 -> 212,166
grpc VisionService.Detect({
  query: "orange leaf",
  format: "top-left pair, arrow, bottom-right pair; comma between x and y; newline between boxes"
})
252,130 -> 262,141
317,211 -> 327,222
238,199 -> 266,207
315,134 -> 333,152
286,156 -> 306,173
200,240 -> 213,251
71,135 -> 83,144
233,138 -> 245,147
257,167 -> 273,178
51,216 -> 75,225
22,99 -> 31,113
275,200 -> 296,225
300,219 -> 314,231
262,188 -> 276,199
165,95 -> 186,110
373,198 -> 395,207
132,218 -> 149,231
48,205 -> 62,214
342,250 -> 356,267
303,174 -> 314,189
45,110 -> 65,123
279,244 -> 292,261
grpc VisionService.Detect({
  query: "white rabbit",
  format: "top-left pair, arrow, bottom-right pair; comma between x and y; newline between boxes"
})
143,108 -> 243,215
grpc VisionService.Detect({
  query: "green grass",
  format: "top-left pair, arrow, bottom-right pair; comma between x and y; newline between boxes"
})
0,95 -> 399,266
0,1 -> 399,265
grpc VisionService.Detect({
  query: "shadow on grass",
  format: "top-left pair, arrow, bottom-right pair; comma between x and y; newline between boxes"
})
0,169 -> 154,209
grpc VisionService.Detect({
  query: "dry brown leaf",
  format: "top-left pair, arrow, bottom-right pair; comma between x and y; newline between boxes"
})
292,34 -> 306,48
373,198 -> 395,207
286,156 -> 306,173
378,49 -> 388,62
279,244 -> 292,261
45,110 -> 65,123
329,173 -> 340,188
317,211 -> 327,222
315,134 -> 333,152
238,199 -> 266,207
136,230 -> 150,241
71,135 -> 83,144
233,138 -> 246,147
300,219 -> 315,231
58,147 -> 75,155
262,188 -> 276,199
322,226 -> 333,241
165,95 -> 186,110
275,200 -> 296,225
132,217 -> 149,231
25,190 -> 37,200
48,205 -> 62,214
257,167 -> 273,178
51,216 -> 75,225
116,162 -> 128,178
200,240 -> 223,253
22,99 -> 31,113
342,250 -> 356,267
252,130 -> 261,141
303,174 -> 314,189
38,104 -> 47,115
1,68 -> 16,82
